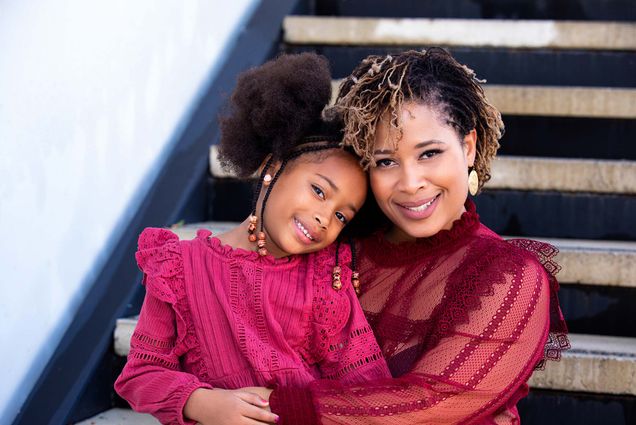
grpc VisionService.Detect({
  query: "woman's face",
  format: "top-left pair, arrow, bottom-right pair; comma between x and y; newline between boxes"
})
262,149 -> 367,257
369,102 -> 476,242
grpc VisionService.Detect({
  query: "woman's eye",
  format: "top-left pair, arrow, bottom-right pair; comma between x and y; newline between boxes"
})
312,184 -> 325,199
420,149 -> 442,159
335,212 -> 348,224
375,158 -> 394,168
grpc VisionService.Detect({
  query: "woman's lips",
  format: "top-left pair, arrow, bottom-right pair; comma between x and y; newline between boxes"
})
394,194 -> 440,220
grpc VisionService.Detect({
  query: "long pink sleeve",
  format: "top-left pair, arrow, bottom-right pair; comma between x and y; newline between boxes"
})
115,229 -> 211,425
115,292 -> 212,425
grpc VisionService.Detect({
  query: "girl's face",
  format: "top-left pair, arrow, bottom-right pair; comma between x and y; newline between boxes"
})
369,102 -> 476,242
262,149 -> 367,257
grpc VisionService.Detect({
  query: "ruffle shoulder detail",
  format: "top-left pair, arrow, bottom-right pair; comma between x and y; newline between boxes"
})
300,242 -> 353,364
134,228 -> 207,369
135,228 -> 184,305
506,238 -> 571,369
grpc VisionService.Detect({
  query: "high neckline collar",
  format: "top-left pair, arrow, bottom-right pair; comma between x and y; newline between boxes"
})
362,199 -> 480,265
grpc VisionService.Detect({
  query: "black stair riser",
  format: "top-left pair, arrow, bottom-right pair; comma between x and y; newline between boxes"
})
558,284 -> 636,338
284,45 -> 636,88
500,116 -> 636,161
313,0 -> 636,22
475,190 -> 636,240
207,177 -> 254,222
518,389 -> 636,425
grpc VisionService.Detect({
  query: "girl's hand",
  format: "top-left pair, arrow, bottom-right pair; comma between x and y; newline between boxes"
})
240,387 -> 273,404
184,387 -> 279,424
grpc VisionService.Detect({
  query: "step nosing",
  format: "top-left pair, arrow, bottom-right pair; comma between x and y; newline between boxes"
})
284,16 -> 636,51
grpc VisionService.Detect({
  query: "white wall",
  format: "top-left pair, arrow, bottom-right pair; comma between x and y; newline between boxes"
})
0,0 -> 257,422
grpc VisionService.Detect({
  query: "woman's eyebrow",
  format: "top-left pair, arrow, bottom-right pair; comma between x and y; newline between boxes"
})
373,139 -> 444,155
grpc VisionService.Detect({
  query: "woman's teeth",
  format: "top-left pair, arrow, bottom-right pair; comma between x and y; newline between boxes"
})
405,195 -> 438,212
295,219 -> 314,241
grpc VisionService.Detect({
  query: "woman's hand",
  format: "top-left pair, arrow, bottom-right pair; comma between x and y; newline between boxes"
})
184,387 -> 279,424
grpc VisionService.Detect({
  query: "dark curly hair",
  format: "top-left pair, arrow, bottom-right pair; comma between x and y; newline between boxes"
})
219,52 -> 340,178
336,48 -> 504,192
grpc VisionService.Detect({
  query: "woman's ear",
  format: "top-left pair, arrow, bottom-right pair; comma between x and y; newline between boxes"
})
464,129 -> 477,167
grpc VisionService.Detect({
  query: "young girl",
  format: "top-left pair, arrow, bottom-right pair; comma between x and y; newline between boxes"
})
268,49 -> 570,424
115,53 -> 390,425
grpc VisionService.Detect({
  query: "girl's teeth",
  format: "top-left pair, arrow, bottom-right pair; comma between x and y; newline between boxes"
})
406,196 -> 437,212
296,220 -> 314,241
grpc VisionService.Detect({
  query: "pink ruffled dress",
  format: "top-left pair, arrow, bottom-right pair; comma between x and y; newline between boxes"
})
115,228 -> 390,425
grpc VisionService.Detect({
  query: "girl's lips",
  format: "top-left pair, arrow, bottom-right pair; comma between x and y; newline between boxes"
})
293,218 -> 320,245
394,194 -> 440,220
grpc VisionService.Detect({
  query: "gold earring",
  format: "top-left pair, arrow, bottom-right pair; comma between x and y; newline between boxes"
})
468,168 -> 479,196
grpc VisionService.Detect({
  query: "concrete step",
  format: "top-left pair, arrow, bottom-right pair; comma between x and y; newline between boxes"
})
482,85 -> 636,119
488,156 -> 636,194
331,80 -> 636,119
209,145 -> 636,195
114,318 -> 636,396
523,237 -> 636,288
283,16 -> 636,51
75,408 -> 159,425
314,0 -> 636,22
528,334 -> 636,395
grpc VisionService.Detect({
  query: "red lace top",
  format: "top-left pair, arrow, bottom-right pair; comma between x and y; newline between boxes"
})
115,228 -> 390,425
270,201 -> 569,424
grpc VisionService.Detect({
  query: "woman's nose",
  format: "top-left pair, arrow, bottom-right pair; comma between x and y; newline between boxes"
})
398,165 -> 427,194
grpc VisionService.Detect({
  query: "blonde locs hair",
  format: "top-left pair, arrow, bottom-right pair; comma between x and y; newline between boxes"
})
335,48 -> 505,192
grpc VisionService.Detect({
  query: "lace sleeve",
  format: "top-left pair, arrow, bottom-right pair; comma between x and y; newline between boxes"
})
270,251 -> 553,424
114,228 -> 212,425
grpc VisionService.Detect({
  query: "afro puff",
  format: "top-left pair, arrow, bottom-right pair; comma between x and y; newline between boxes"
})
218,52 -> 334,178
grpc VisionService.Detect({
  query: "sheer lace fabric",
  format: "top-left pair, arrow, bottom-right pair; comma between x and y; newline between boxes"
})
270,201 -> 569,424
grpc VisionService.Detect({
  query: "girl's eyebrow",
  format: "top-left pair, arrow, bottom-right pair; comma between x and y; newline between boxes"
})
316,173 -> 359,214
373,139 -> 445,155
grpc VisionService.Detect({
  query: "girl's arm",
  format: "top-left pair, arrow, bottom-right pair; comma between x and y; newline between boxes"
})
271,254 -> 554,425
116,291 -> 278,425
116,228 -> 278,424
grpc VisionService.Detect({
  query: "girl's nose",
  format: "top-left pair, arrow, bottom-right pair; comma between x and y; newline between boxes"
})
398,164 -> 427,194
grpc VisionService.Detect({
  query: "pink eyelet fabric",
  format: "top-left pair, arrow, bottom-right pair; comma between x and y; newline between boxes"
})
115,228 -> 390,425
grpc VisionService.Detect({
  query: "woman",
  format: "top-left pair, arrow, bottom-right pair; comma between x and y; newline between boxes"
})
267,49 -> 570,424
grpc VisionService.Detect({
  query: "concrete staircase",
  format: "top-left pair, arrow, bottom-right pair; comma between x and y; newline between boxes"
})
82,1 -> 636,424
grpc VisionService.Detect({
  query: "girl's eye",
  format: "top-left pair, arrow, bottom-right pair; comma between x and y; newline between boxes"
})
312,184 -> 325,199
335,212 -> 348,225
375,158 -> 394,168
420,149 -> 442,159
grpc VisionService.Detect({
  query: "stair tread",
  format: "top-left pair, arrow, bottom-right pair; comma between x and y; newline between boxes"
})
283,16 -> 636,51
75,408 -> 159,425
528,334 -> 636,394
488,156 -> 636,194
333,80 -> 636,118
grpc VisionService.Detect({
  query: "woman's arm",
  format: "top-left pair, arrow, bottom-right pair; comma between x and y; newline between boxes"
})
271,255 -> 552,424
